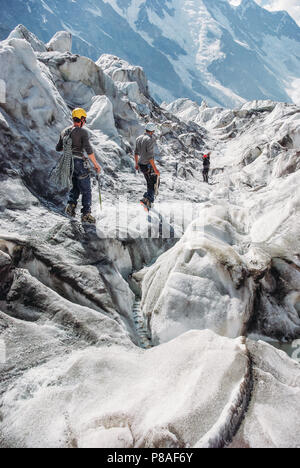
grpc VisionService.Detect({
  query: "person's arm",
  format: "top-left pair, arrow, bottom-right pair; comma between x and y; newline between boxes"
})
147,137 -> 160,175
88,153 -> 101,174
82,130 -> 101,173
149,159 -> 160,176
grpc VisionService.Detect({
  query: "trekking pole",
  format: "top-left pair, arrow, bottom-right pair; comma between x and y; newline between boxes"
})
96,174 -> 103,211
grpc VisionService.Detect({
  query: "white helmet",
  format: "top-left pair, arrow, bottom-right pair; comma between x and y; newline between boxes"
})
145,122 -> 156,132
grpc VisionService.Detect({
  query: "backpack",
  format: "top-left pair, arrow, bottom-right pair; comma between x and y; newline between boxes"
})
203,154 -> 210,167
51,128 -> 75,190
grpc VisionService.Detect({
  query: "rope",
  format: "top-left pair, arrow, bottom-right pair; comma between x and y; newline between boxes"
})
51,128 -> 75,190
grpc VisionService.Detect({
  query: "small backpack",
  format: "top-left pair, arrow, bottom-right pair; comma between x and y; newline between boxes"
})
203,155 -> 210,168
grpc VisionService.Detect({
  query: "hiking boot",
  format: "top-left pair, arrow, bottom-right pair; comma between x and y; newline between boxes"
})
140,198 -> 152,211
81,213 -> 96,224
65,203 -> 76,217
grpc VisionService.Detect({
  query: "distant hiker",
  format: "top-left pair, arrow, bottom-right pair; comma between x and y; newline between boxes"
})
202,152 -> 211,183
135,123 -> 160,210
55,108 -> 101,224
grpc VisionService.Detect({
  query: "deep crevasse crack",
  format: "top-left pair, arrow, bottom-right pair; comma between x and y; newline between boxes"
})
132,297 -> 153,350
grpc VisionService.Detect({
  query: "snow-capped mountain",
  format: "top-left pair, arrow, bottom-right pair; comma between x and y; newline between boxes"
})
0,23 -> 300,448
1,0 -> 300,107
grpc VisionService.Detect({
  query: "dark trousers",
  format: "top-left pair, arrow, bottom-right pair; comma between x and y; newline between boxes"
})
203,168 -> 209,183
68,159 -> 91,215
139,164 -> 158,203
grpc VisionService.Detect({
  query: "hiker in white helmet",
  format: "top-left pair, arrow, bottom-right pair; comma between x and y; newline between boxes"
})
134,122 -> 160,211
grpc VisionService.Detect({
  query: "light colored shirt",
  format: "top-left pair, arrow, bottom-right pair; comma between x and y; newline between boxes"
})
135,133 -> 155,165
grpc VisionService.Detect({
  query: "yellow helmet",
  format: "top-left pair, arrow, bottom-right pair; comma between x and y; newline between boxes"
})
72,108 -> 87,120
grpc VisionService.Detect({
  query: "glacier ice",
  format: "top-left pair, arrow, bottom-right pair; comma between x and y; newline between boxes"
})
0,25 -> 299,448
47,31 -> 72,54
8,24 -> 47,53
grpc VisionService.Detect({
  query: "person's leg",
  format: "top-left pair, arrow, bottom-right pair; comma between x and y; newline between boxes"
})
205,169 -> 209,183
68,160 -> 81,205
68,159 -> 81,206
67,163 -> 80,215
75,159 -> 92,217
68,177 -> 80,206
146,171 -> 157,203
78,175 -> 92,215
142,171 -> 156,203
139,164 -> 153,203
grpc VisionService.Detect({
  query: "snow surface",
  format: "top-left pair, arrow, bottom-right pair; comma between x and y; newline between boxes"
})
0,330 -> 250,448
0,26 -> 299,448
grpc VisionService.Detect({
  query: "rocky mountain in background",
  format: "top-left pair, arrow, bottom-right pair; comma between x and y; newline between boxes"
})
1,0 -> 300,106
0,25 -> 299,448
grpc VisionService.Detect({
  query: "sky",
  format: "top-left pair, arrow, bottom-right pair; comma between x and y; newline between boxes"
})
229,0 -> 300,26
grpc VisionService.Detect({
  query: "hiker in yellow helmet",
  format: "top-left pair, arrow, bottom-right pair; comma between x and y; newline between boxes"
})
56,108 -> 101,224
71,108 -> 86,120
